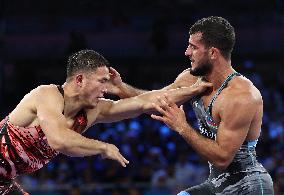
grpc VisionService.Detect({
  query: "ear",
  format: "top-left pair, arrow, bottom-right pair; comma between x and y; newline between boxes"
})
75,74 -> 83,87
209,47 -> 219,60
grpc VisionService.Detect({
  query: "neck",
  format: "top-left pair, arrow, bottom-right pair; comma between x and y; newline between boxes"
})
204,60 -> 235,90
62,82 -> 83,119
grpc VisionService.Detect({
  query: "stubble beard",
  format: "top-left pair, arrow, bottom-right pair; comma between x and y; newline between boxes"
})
190,59 -> 212,76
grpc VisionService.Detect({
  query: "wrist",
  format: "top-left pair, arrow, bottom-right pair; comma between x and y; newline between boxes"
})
189,85 -> 199,94
177,123 -> 190,135
99,141 -> 108,154
115,82 -> 127,97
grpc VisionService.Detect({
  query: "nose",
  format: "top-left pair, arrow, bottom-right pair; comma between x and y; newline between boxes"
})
102,86 -> 108,94
185,45 -> 192,57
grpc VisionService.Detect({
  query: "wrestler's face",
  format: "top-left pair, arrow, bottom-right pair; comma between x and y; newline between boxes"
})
185,32 -> 213,76
80,66 -> 110,108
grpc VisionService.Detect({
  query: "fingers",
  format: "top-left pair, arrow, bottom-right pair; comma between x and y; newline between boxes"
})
151,114 -> 171,129
156,95 -> 174,112
163,95 -> 178,109
114,151 -> 129,167
201,82 -> 213,88
118,153 -> 129,167
180,105 -> 185,114
109,67 -> 119,76
152,102 -> 168,116
151,114 -> 165,122
106,144 -> 129,167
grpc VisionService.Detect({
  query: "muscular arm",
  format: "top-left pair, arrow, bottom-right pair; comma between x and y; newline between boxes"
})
152,92 -> 261,170
91,83 -> 210,124
35,86 -> 128,166
106,67 -> 147,98
113,82 -> 148,98
36,88 -> 106,157
110,68 -> 197,98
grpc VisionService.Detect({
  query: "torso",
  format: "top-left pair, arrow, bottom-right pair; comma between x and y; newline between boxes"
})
0,84 -> 89,179
197,74 -> 262,141
8,84 -> 88,133
190,72 -> 266,182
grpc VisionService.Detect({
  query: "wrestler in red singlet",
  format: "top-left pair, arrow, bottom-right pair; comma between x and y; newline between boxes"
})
0,86 -> 87,195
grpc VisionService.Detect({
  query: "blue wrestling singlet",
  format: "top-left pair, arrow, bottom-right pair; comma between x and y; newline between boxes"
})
178,72 -> 274,195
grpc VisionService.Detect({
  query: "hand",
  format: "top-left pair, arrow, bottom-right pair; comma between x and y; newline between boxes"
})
191,78 -> 212,94
151,95 -> 189,134
106,67 -> 123,95
101,143 -> 129,167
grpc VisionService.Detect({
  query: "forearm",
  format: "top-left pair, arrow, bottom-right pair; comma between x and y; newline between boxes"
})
178,124 -> 230,169
140,87 -> 198,112
52,129 -> 106,157
96,87 -> 196,123
96,85 -> 204,124
116,82 -> 148,98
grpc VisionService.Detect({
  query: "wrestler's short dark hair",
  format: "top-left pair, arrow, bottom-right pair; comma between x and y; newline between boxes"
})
189,16 -> 235,60
66,50 -> 110,78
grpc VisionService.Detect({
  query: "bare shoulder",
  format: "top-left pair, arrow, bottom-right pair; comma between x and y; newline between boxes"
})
217,75 -> 263,131
33,84 -> 62,99
9,84 -> 63,126
223,76 -> 262,109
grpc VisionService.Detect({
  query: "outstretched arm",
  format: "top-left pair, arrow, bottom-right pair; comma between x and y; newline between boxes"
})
90,81 -> 212,124
106,67 -> 197,98
106,67 -> 147,98
151,92 -> 261,170
35,86 -> 129,167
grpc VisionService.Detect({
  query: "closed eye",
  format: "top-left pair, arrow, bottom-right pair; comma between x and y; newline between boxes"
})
99,78 -> 109,83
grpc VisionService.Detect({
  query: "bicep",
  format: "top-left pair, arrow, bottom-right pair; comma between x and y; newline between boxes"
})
216,98 -> 257,157
36,90 -> 67,139
37,104 -> 66,131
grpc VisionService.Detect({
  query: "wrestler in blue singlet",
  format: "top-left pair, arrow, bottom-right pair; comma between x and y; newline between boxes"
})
178,72 -> 274,195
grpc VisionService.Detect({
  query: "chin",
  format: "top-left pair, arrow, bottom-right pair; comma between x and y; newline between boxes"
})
85,105 -> 96,109
86,101 -> 98,109
91,101 -> 98,107
190,63 -> 212,76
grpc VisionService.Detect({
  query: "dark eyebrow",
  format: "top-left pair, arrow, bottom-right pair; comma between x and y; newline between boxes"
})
189,42 -> 198,48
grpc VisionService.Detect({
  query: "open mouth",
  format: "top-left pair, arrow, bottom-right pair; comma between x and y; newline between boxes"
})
98,95 -> 105,99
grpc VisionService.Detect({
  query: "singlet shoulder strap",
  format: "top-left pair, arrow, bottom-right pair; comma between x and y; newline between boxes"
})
207,72 -> 241,115
57,85 -> 65,114
57,85 -> 64,97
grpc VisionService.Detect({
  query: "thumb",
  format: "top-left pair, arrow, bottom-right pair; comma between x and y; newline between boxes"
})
180,105 -> 185,113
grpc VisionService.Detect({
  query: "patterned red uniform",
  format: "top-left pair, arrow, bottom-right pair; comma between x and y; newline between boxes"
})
0,110 -> 87,194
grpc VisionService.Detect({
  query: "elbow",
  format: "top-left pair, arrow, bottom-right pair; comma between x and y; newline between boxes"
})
213,161 -> 230,171
47,136 -> 68,153
212,153 -> 233,170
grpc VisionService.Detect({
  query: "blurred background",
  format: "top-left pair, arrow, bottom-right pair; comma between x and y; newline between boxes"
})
0,0 -> 284,194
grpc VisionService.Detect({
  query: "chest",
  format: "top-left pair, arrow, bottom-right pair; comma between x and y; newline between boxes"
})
65,111 -> 88,134
200,92 -> 223,125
